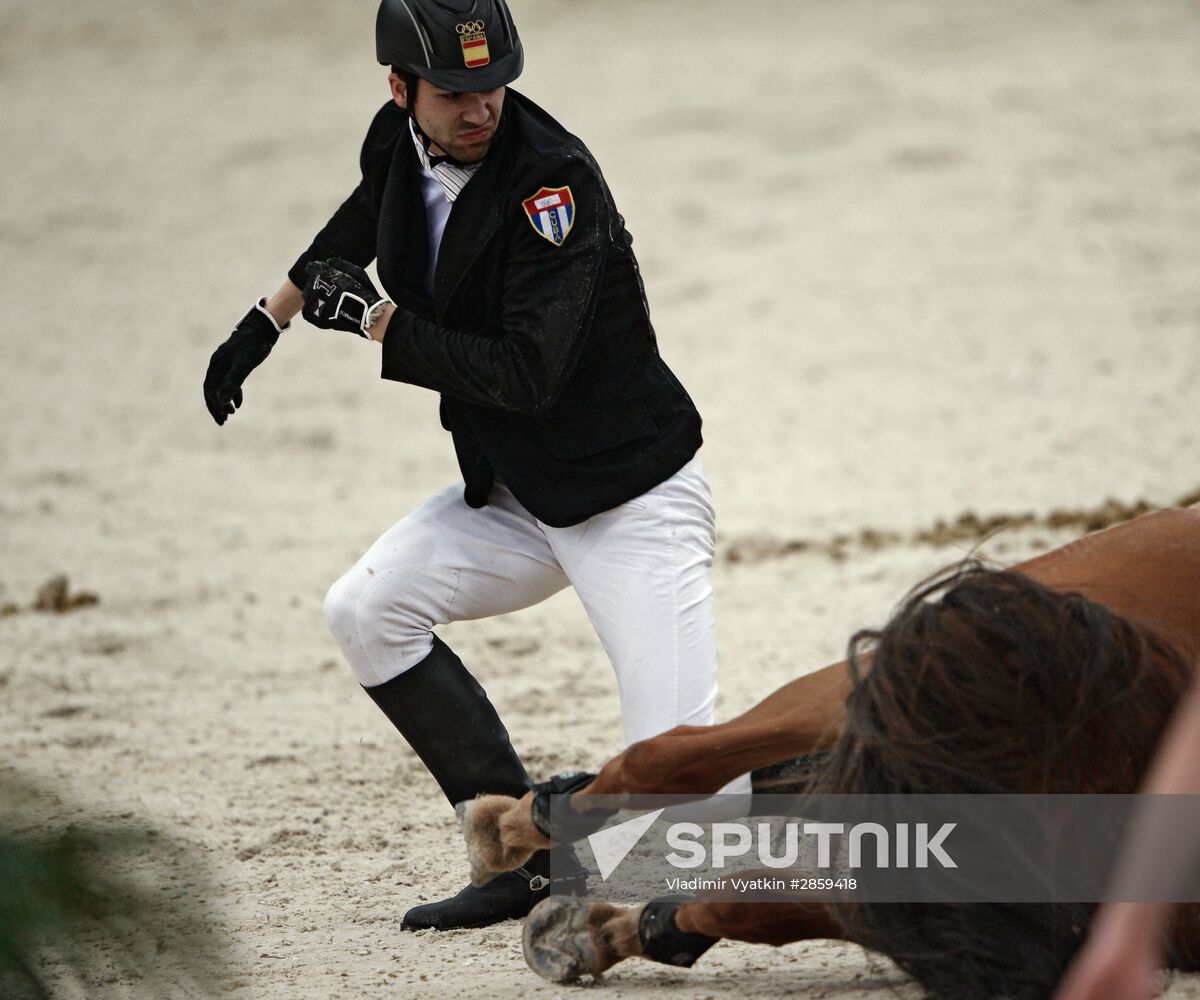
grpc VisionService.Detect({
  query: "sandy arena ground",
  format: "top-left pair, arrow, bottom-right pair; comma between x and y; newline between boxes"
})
3,0 -> 1200,996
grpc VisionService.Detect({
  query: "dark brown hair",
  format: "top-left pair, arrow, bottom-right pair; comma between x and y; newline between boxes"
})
391,67 -> 421,101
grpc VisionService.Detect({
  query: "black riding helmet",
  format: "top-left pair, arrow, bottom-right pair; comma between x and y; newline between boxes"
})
376,0 -> 523,92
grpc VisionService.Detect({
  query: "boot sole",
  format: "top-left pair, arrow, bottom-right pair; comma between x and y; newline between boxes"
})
522,896 -> 601,982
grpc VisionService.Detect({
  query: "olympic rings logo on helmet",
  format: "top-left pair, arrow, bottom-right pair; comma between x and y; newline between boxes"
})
456,20 -> 486,34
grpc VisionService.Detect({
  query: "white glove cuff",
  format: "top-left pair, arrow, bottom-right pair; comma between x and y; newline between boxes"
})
254,297 -> 291,334
363,297 -> 395,338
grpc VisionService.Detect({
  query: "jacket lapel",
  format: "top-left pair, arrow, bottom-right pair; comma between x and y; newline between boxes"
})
433,114 -> 515,316
435,167 -> 503,315
377,135 -> 431,308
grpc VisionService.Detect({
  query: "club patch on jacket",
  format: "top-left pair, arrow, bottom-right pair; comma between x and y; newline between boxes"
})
522,186 -> 575,246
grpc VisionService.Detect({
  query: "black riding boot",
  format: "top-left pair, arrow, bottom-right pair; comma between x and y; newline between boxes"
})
362,635 -> 587,930
402,842 -> 588,931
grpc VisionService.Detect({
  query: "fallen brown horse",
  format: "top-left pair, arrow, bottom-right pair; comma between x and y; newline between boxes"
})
458,507 -> 1200,997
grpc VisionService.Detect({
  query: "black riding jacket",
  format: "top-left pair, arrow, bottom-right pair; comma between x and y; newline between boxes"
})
288,90 -> 701,527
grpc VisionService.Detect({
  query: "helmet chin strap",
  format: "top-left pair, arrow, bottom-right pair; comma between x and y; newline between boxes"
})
411,115 -> 474,169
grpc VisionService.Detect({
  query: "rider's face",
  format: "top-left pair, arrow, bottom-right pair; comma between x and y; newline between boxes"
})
390,75 -> 505,164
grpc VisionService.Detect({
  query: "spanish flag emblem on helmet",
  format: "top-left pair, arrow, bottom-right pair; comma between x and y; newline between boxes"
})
457,20 -> 491,68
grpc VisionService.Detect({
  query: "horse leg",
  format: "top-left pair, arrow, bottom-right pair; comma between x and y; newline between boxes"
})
523,898 -> 644,982
673,896 -> 844,946
580,659 -> 852,796
457,791 -> 548,886
459,661 -> 853,883
522,891 -> 846,983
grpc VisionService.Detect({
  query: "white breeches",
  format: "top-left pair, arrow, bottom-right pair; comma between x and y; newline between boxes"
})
323,455 -> 720,747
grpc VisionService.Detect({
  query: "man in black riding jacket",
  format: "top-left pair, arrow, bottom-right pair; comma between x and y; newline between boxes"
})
203,0 -> 735,931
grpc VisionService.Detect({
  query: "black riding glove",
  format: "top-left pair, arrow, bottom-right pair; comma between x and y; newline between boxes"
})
302,258 -> 392,338
203,299 -> 288,426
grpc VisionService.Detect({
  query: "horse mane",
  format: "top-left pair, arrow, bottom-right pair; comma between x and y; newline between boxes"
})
811,561 -> 1193,999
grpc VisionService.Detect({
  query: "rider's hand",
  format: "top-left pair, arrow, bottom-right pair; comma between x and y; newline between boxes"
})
301,258 -> 392,338
203,299 -> 287,426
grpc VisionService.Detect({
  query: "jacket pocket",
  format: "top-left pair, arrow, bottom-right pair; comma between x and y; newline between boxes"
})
536,397 -> 659,460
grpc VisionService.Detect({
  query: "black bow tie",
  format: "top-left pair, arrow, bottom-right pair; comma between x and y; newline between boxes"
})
419,132 -> 473,170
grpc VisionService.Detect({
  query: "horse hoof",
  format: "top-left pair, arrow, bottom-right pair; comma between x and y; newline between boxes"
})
523,897 -> 602,983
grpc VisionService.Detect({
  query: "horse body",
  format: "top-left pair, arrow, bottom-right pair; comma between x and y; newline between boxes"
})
1018,507 -> 1200,661
581,507 -> 1200,802
461,508 -> 1200,990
